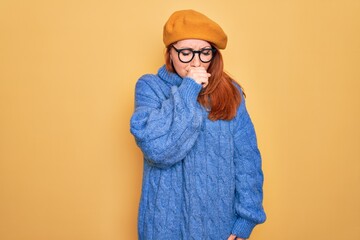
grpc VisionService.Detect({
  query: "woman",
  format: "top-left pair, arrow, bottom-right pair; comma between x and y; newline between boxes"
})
130,9 -> 266,240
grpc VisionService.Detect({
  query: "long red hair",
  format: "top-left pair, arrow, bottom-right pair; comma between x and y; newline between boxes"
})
165,45 -> 243,121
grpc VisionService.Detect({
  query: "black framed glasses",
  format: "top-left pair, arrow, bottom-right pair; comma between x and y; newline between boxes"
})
172,45 -> 216,63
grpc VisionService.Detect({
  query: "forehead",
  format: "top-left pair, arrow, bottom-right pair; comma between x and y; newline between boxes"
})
174,39 -> 211,48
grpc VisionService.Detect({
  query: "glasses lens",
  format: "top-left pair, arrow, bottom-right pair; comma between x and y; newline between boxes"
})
178,49 -> 193,63
199,49 -> 214,63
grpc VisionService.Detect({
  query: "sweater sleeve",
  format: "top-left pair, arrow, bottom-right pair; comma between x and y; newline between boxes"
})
231,94 -> 266,238
130,75 -> 203,168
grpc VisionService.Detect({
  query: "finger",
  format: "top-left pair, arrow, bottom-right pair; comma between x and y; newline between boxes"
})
227,234 -> 236,240
192,68 -> 210,78
186,72 -> 209,82
185,67 -> 210,86
189,70 -> 209,78
188,66 -> 206,73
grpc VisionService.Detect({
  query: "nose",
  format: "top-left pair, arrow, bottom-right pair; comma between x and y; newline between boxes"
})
190,53 -> 201,67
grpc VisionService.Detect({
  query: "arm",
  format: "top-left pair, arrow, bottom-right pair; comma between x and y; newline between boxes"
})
231,95 -> 266,239
130,75 -> 203,168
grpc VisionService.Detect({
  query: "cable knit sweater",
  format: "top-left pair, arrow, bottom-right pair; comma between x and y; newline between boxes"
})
130,66 -> 266,240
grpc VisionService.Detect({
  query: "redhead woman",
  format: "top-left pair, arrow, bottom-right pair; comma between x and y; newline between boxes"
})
130,9 -> 266,240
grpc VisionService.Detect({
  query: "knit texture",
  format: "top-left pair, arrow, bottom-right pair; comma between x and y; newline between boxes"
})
130,66 -> 266,240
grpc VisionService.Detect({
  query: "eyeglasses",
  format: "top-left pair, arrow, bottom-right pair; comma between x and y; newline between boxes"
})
172,45 -> 216,63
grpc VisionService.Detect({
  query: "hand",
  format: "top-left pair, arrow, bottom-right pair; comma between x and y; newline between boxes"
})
185,66 -> 211,88
227,234 -> 245,240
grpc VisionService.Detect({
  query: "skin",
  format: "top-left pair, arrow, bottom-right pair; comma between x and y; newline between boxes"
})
170,39 -> 246,240
228,234 -> 245,240
170,39 -> 212,88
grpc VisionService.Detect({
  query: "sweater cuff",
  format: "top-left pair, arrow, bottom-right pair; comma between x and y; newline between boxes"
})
232,218 -> 257,239
177,77 -> 202,104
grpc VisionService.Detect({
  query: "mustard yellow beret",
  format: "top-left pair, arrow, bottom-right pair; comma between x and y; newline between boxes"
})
163,9 -> 228,49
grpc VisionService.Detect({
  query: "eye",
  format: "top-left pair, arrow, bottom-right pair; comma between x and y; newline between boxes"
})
201,49 -> 212,56
180,49 -> 192,56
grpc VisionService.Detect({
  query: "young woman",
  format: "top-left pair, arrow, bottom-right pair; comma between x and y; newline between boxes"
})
130,9 -> 266,240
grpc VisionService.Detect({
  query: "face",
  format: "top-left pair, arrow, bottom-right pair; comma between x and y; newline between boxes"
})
170,39 -> 213,78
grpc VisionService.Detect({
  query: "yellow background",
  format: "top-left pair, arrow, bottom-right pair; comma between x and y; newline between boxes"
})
1,0 -> 359,239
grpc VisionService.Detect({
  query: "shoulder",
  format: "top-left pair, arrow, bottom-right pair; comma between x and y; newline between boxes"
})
136,73 -> 160,87
134,73 -> 164,93
134,72 -> 172,105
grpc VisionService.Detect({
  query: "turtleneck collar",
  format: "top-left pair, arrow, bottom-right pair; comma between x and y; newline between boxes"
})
157,65 -> 183,87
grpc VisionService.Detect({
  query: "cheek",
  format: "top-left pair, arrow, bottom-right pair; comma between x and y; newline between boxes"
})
172,60 -> 188,78
202,62 -> 211,71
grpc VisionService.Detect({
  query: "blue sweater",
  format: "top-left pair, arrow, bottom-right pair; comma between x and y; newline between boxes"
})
130,66 -> 266,239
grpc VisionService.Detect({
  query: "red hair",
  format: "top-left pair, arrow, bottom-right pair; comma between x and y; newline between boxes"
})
165,45 -> 243,121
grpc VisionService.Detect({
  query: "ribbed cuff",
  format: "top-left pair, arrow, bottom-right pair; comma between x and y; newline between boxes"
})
177,77 -> 202,104
232,218 -> 257,239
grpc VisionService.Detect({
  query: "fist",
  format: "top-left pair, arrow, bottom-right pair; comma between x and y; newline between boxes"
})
185,66 -> 211,88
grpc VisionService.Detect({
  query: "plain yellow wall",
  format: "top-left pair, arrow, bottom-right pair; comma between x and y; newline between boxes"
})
1,0 -> 359,239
